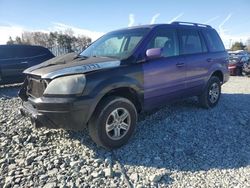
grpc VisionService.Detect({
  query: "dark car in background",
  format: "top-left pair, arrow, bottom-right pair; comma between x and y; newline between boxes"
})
242,57 -> 250,76
228,50 -> 250,76
0,45 -> 54,84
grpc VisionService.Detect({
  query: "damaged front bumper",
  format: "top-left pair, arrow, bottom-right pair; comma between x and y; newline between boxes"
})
19,96 -> 91,130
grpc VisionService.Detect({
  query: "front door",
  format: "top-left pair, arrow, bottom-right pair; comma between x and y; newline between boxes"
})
142,27 -> 186,110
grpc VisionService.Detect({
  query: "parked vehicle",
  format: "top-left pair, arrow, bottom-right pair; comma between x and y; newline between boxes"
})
228,51 -> 249,76
242,58 -> 250,76
19,22 -> 229,149
0,45 -> 54,84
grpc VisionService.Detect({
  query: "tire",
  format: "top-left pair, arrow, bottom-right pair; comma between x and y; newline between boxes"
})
88,96 -> 137,149
199,76 -> 221,109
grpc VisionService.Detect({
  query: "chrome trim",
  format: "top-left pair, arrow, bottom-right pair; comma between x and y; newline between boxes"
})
41,61 -> 121,79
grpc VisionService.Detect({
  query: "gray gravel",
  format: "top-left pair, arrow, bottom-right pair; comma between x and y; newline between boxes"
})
0,76 -> 250,187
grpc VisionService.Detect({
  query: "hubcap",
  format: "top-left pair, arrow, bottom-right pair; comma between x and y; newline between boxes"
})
105,108 -> 131,140
209,83 -> 219,103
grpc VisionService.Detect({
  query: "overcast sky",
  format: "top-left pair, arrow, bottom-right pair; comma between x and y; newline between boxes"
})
0,0 -> 250,48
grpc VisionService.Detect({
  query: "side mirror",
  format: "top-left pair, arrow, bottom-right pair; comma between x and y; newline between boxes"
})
146,48 -> 162,59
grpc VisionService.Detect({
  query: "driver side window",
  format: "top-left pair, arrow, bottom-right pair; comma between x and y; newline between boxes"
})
147,28 -> 179,57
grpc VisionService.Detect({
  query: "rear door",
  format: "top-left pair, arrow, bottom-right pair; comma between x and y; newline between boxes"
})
177,28 -> 210,95
143,27 -> 186,109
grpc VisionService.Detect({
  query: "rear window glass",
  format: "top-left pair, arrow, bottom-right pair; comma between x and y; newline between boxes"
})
178,29 -> 206,55
202,29 -> 225,52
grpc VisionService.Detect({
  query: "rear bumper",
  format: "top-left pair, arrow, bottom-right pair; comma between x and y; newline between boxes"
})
20,97 -> 92,130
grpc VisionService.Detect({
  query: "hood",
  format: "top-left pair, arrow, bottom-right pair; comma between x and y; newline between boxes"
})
24,52 -> 121,79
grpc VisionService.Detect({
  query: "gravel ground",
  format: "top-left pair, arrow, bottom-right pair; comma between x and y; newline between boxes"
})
0,76 -> 250,188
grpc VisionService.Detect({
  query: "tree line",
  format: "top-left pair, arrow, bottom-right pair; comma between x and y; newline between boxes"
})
6,29 -> 92,56
230,40 -> 250,52
6,30 -> 250,53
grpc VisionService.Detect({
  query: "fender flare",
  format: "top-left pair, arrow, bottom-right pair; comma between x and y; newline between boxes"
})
85,75 -> 143,123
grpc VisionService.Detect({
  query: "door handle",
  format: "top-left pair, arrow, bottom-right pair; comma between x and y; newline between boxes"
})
176,62 -> 185,67
207,58 -> 214,62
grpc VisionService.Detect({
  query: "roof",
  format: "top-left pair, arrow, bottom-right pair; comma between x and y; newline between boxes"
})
0,44 -> 47,49
111,21 -> 213,33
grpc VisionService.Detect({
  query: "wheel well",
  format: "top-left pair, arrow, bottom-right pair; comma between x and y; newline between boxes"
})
98,87 -> 142,113
211,71 -> 223,83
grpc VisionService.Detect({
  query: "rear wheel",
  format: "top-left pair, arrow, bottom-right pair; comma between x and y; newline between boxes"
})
88,96 -> 137,149
199,76 -> 221,108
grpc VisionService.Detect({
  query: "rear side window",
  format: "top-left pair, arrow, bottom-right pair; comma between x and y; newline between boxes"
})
178,29 -> 206,55
202,29 -> 225,52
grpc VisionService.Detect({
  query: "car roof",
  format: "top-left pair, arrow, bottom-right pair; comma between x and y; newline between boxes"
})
112,21 -> 213,32
0,44 -> 47,49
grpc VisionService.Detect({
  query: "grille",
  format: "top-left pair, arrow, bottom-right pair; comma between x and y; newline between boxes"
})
27,76 -> 47,98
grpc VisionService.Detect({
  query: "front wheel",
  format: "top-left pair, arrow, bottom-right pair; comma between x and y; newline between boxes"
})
88,96 -> 137,149
199,76 -> 221,108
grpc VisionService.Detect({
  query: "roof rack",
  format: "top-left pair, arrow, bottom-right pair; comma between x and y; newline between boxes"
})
171,21 -> 212,28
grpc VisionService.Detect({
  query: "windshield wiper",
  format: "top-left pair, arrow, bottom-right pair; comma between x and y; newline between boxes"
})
92,55 -> 119,59
74,54 -> 89,60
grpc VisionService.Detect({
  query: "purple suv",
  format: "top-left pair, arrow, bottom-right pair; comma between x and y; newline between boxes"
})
19,21 -> 229,149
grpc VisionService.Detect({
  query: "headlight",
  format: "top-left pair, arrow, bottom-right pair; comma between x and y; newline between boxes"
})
44,74 -> 86,95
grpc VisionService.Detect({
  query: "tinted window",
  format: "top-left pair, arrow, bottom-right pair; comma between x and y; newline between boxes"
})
179,29 -> 205,55
202,29 -> 225,52
147,28 -> 179,57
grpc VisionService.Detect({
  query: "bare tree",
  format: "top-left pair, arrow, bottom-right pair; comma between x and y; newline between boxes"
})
6,37 -> 14,45
231,42 -> 246,51
6,29 -> 92,56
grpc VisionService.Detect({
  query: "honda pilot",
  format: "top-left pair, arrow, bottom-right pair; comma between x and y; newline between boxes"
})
19,22 -> 229,149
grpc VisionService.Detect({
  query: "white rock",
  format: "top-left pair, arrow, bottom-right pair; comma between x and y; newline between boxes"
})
130,172 -> 139,182
91,171 -> 100,178
47,168 -> 59,176
104,167 -> 112,177
43,182 -> 57,188
149,173 -> 163,182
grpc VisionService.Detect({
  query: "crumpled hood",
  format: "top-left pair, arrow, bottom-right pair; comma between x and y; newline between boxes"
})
24,52 -> 121,79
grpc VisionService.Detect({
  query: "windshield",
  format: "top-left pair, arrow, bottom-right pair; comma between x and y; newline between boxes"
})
80,28 -> 150,60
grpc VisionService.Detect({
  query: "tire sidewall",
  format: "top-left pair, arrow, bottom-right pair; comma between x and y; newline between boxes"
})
96,98 -> 137,149
206,77 -> 221,108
